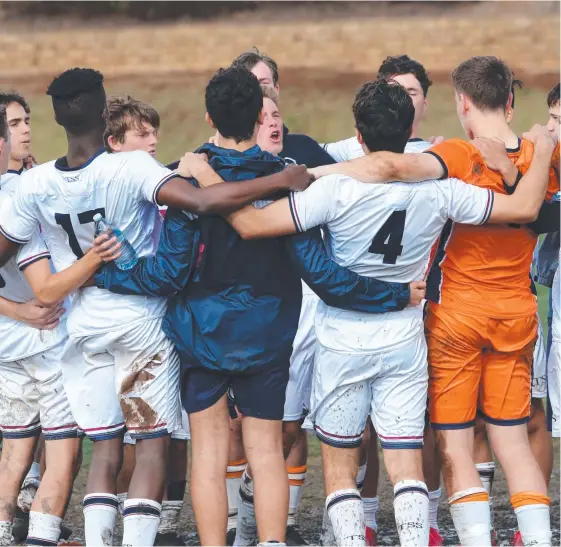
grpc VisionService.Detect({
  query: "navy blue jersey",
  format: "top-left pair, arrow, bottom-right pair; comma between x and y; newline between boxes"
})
280,126 -> 335,168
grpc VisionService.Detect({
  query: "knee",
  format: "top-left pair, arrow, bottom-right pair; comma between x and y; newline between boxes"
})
474,415 -> 488,443
528,399 -> 546,435
282,421 -> 300,456
384,450 -> 423,484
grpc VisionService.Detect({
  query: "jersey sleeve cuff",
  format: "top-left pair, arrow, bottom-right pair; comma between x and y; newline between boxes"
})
423,151 -> 449,179
152,172 -> 183,206
480,189 -> 494,225
0,224 -> 29,245
18,252 -> 50,271
93,268 -> 106,289
289,192 -> 305,232
502,169 -> 523,195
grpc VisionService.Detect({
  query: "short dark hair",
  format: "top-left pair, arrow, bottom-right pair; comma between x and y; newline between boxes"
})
46,67 -> 106,135
104,95 -> 160,151
510,78 -> 523,110
353,78 -> 414,154
0,91 -> 30,114
378,55 -> 432,97
0,104 -> 7,141
232,47 -> 279,87
205,66 -> 263,144
452,56 -> 514,111
547,83 -> 560,108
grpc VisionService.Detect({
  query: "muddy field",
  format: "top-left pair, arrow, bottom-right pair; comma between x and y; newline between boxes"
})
60,436 -> 560,546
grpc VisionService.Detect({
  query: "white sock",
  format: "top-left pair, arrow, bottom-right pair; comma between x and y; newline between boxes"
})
515,504 -> 552,547
122,498 -> 161,547
393,480 -> 429,547
475,462 -> 495,496
257,543 -> 286,547
321,506 -> 336,546
362,497 -> 379,531
428,489 -> 441,531
83,493 -> 119,546
25,462 -> 41,482
234,471 -> 257,546
227,460 -> 247,530
449,488 -> 491,546
287,466 -> 307,527
158,500 -> 183,535
0,522 -> 12,547
117,492 -> 127,516
18,463 -> 41,513
26,511 -> 62,546
326,488 -> 365,546
356,464 -> 367,491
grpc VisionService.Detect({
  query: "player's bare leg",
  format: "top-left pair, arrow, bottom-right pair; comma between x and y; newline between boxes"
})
527,399 -> 553,485
321,442 -> 364,546
156,438 -> 188,546
361,423 -> 379,546
0,435 -> 38,546
382,448 -> 430,546
242,416 -> 288,545
435,428 -> 492,546
487,423 -> 551,547
423,422 -> 444,546
189,394 -> 230,546
83,436 -> 123,546
116,442 -> 136,512
227,417 -> 247,545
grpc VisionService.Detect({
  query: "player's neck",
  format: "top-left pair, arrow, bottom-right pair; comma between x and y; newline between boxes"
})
214,133 -> 257,153
65,132 -> 104,168
467,112 -> 519,148
8,157 -> 23,172
410,121 -> 421,139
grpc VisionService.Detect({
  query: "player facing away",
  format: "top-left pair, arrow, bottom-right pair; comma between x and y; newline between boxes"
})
310,57 -> 559,547
321,54 -> 444,547
92,66 -> 421,546
0,67 -> 312,547
180,76 -> 556,547
104,94 -> 189,546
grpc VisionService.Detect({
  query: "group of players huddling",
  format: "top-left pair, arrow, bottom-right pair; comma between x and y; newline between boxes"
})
0,48 -> 558,547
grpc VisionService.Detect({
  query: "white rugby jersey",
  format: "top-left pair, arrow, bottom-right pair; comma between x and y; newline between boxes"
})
0,149 -> 177,339
322,136 -> 431,162
0,173 -> 66,361
290,174 -> 493,353
553,258 -> 560,343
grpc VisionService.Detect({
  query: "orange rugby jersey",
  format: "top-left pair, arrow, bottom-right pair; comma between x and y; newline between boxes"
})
425,138 -> 559,319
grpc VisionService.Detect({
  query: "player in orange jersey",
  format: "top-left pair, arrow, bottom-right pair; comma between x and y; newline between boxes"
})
309,56 -> 559,547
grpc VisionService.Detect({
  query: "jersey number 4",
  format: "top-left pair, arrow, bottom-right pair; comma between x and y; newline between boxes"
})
55,208 -> 106,259
368,210 -> 406,264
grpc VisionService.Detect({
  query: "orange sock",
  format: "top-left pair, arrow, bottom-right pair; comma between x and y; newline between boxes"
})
227,458 -> 247,479
511,491 -> 550,510
287,465 -> 307,486
450,491 -> 489,505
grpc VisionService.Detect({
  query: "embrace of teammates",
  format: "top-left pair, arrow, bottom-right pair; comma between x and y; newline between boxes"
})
0,47 -> 558,547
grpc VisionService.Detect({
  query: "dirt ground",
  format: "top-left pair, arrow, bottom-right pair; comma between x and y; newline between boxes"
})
61,436 -> 560,546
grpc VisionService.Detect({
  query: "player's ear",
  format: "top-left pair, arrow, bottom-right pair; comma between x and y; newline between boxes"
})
356,128 -> 365,145
257,109 -> 264,126
205,112 -> 216,130
107,135 -> 121,153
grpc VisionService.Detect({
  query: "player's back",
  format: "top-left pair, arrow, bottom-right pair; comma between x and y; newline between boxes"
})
426,139 -> 559,319
8,149 -> 172,339
294,173 -> 491,354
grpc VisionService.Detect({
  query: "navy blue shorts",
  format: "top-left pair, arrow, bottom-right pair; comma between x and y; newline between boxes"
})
183,361 -> 289,420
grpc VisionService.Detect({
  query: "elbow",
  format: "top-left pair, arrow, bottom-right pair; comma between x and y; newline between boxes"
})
518,207 -> 540,224
35,289 -> 59,308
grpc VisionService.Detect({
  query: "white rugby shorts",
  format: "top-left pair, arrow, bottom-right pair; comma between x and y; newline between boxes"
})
124,408 -> 190,444
305,333 -> 427,449
532,313 -> 548,399
62,317 -> 181,441
0,339 -> 79,440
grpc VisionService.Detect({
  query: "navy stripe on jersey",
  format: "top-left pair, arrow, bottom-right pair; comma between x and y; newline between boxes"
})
480,190 -> 494,225
289,193 -> 304,232
18,251 -> 51,271
423,151 -> 449,179
426,220 -> 454,304
153,172 -> 182,206
0,223 -> 29,244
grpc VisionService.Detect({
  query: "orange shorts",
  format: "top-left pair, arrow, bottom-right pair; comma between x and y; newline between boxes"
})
425,303 -> 536,429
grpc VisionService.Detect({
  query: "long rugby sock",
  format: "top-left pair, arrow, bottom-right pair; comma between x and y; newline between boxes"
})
287,465 -> 307,527
428,489 -> 441,531
83,493 -> 118,546
122,498 -> 161,547
362,496 -> 379,532
512,492 -> 552,547
476,462 -> 496,532
356,464 -> 367,491
0,522 -> 12,547
449,488 -> 491,546
394,480 -> 429,546
227,458 -> 247,531
326,488 -> 365,546
234,470 -> 257,546
321,506 -> 336,546
26,512 -> 62,546
157,500 -> 183,535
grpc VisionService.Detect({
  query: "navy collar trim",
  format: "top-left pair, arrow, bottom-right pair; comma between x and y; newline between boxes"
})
7,167 -> 23,175
55,148 -> 106,172
506,138 -> 521,154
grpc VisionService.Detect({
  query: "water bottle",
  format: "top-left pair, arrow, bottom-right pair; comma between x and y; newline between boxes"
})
93,213 -> 138,271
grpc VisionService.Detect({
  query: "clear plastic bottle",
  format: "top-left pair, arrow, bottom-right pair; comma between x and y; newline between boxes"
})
93,213 -> 138,271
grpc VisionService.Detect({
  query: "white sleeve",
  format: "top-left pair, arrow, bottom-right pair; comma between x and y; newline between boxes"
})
123,151 -> 177,205
16,230 -> 50,271
321,137 -> 365,163
444,178 -> 494,225
0,177 -> 39,243
289,176 -> 336,232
